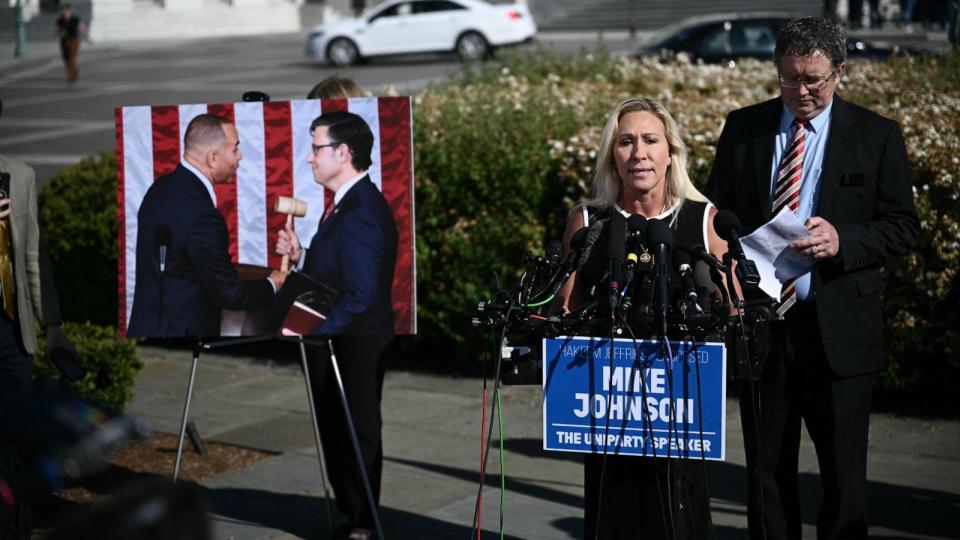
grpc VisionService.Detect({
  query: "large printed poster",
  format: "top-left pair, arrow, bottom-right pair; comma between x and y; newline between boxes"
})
543,337 -> 726,460
116,97 -> 415,337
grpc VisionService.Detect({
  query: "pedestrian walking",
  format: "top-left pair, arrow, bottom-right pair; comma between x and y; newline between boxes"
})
54,3 -> 89,82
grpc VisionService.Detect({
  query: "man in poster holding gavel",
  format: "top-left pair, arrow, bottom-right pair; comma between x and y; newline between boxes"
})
275,110 -> 397,540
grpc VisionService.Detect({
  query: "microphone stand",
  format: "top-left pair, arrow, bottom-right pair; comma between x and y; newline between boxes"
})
722,251 -> 767,540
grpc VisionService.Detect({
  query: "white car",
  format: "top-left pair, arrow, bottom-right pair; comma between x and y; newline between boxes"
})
305,0 -> 537,66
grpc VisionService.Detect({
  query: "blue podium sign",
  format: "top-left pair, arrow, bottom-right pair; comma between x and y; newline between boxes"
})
542,336 -> 726,461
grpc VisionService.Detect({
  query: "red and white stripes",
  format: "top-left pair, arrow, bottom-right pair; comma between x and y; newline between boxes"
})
116,97 -> 416,336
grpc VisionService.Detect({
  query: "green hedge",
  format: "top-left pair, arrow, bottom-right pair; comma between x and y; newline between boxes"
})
33,322 -> 143,411
39,151 -> 118,327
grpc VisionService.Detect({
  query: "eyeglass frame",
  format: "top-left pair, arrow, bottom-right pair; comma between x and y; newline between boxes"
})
777,70 -> 838,90
311,141 -> 343,156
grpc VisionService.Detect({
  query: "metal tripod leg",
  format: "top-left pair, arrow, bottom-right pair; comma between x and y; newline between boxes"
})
326,338 -> 386,540
298,337 -> 336,537
173,346 -> 201,481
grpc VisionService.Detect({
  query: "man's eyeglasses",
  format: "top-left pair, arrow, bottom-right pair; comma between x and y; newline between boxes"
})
778,71 -> 836,90
311,142 -> 342,155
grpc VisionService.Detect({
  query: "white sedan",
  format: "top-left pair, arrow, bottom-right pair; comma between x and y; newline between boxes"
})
305,0 -> 537,66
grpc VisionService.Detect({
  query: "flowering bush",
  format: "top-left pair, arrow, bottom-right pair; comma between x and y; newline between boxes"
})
414,49 -> 959,411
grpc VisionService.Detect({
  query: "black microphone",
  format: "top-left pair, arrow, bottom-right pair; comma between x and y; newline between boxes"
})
690,244 -> 728,272
693,260 -> 719,298
622,214 -> 647,276
607,213 -> 626,309
542,227 -> 590,299
565,227 -> 590,270
646,218 -> 673,318
544,240 -> 562,267
674,248 -> 698,303
713,210 -> 761,286
575,217 -> 607,272
156,225 -> 171,273
528,240 -> 563,299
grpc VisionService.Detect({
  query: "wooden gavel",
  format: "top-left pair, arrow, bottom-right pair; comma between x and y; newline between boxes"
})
274,196 -> 308,272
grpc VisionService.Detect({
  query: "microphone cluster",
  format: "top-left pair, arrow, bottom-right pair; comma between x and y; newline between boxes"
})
472,208 -> 776,382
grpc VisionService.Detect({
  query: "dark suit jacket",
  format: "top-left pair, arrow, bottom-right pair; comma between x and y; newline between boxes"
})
302,176 -> 397,336
128,164 -> 274,337
706,96 -> 919,376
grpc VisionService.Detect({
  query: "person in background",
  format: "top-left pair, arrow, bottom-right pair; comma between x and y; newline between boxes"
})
351,0 -> 366,17
0,96 -> 77,538
276,109 -> 396,540
54,3 -> 90,82
707,17 -> 919,539
308,76 -> 365,100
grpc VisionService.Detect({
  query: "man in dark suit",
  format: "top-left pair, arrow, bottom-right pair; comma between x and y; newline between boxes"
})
128,114 -> 284,337
276,111 -> 397,540
706,17 -> 919,540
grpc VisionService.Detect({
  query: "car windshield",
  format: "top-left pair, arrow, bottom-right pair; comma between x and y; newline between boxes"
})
645,19 -> 703,48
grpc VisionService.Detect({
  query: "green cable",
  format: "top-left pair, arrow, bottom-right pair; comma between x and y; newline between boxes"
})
523,293 -> 555,308
498,386 -> 505,540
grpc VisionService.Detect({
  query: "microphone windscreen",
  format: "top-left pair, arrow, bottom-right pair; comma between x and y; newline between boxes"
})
713,210 -> 741,241
607,213 -> 626,261
693,260 -> 719,295
646,218 -> 673,249
674,247 -> 693,269
575,217 -> 607,272
155,225 -> 172,247
569,226 -> 589,250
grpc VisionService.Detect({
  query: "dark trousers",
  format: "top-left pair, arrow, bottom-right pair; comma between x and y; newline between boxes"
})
0,315 -> 31,398
307,334 -> 391,531
59,38 -> 79,81
0,315 -> 34,539
583,454 -> 711,539
738,303 -> 873,540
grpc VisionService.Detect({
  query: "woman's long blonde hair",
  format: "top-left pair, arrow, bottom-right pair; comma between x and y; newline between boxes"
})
583,97 -> 707,222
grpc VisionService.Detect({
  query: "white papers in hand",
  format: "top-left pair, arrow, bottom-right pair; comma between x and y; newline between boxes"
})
739,209 -> 813,299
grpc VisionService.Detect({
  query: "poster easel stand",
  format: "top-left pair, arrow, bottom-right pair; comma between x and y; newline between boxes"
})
170,335 -> 343,538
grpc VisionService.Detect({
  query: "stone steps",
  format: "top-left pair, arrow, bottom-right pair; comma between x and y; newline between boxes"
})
0,0 -> 321,44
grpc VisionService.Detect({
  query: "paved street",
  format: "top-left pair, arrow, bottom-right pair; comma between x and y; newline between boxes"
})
127,345 -> 960,539
0,31 -> 635,188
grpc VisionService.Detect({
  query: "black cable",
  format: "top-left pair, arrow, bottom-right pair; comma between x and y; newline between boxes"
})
721,254 -> 768,540
690,339 -> 715,539
469,310 -> 510,540
592,311 -> 619,540
660,335 -> 678,540
623,322 -> 669,536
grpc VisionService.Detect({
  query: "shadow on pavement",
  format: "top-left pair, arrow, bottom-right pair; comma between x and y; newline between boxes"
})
202,486 -> 527,539
385,455 -> 583,508
711,461 -> 960,539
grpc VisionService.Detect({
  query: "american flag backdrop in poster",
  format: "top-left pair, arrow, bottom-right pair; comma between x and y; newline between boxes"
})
115,97 -> 416,335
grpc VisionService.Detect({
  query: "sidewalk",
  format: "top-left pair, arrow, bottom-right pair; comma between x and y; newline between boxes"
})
126,344 -> 960,540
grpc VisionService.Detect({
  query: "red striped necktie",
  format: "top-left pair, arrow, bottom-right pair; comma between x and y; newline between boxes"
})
774,118 -> 806,318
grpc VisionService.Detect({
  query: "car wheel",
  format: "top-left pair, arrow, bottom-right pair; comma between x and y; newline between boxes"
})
456,32 -> 489,62
327,38 -> 360,67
